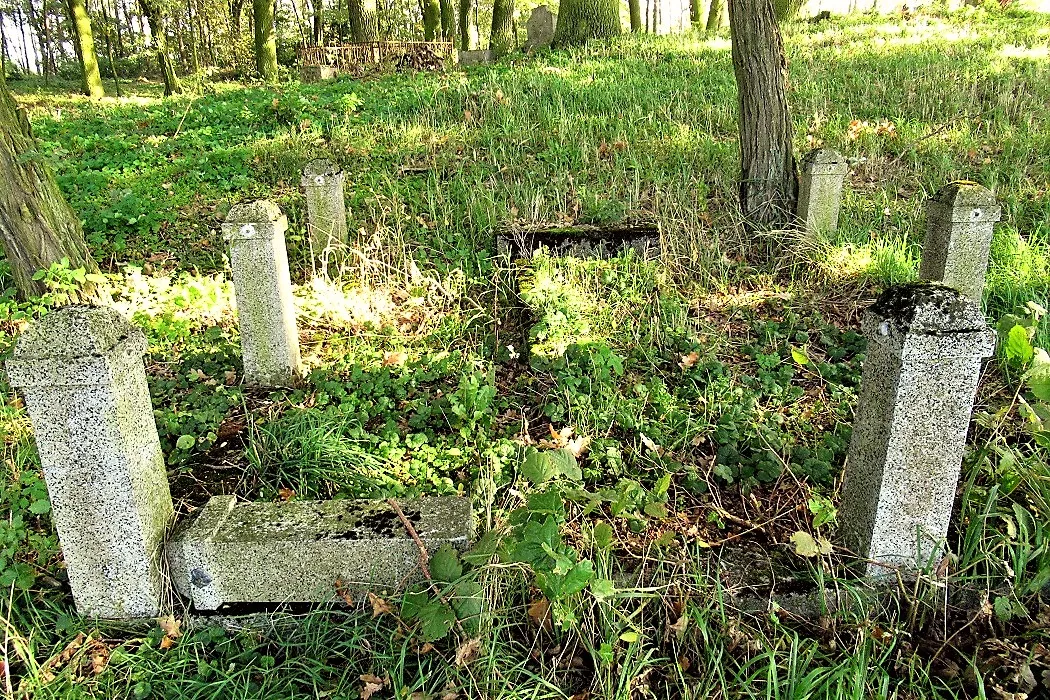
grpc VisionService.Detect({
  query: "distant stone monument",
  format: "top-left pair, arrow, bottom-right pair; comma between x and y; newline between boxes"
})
839,284 -> 995,577
5,306 -> 174,618
458,49 -> 493,66
797,148 -> 848,236
301,65 -> 338,83
301,159 -> 349,272
222,200 -> 303,387
918,182 -> 1001,301
525,6 -> 556,51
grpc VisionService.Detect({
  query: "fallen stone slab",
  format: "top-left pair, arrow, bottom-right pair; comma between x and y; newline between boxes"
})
167,495 -> 472,611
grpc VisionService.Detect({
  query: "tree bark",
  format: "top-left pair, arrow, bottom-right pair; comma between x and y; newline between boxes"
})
705,0 -> 724,32
66,0 -> 105,96
422,0 -> 440,40
439,0 -> 453,40
552,0 -> 620,46
139,0 -> 182,95
252,0 -> 278,80
629,0 -> 642,32
690,0 -> 704,26
310,0 -> 322,44
488,0 -> 512,56
728,0 -> 798,228
230,0 -> 245,33
458,0 -> 477,49
347,0 -> 378,41
0,74 -> 98,299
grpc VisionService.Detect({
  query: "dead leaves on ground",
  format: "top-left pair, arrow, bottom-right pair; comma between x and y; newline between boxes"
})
38,632 -> 111,684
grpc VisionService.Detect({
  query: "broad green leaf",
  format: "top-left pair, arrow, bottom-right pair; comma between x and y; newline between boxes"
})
176,434 -> 196,450
430,543 -> 463,583
452,580 -> 483,631
561,559 -> 594,596
619,631 -> 640,643
1024,365 -> 1050,402
789,531 -> 832,557
549,448 -> 581,481
643,502 -> 668,519
592,521 -> 614,550
419,600 -> 457,641
526,489 -> 565,518
462,529 -> 501,566
1005,325 -> 1034,365
590,578 -> 616,598
653,473 -> 671,497
790,346 -> 810,366
521,449 -> 555,484
400,589 -> 430,619
29,499 -> 51,515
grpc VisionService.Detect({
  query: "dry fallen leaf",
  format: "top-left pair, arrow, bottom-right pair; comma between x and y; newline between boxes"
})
639,433 -> 661,454
158,615 -> 182,639
368,591 -> 394,618
278,487 -> 296,502
335,578 -> 354,606
679,351 -> 699,370
383,351 -> 408,367
359,673 -> 385,700
455,638 -> 482,667
527,598 -> 553,632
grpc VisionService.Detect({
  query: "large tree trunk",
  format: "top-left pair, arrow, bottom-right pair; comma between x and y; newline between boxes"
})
347,0 -> 378,41
0,75 -> 98,299
230,0 -> 245,33
552,0 -> 620,47
422,0 -> 440,40
728,0 -> 798,228
252,0 -> 278,80
488,0 -> 512,56
706,0 -> 725,32
458,0 -> 477,49
629,0 -> 642,31
139,0 -> 182,95
438,0 -> 454,40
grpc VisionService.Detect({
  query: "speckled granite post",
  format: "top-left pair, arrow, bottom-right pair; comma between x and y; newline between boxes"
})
301,159 -> 348,270
919,182 -> 1001,301
167,496 -> 472,609
797,148 -> 848,235
222,201 -> 302,387
839,284 -> 995,577
5,306 -> 174,618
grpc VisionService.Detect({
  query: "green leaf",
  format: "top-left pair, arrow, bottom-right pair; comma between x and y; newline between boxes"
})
526,489 -> 565,518
461,529 -> 501,566
452,580 -> 483,631
561,559 -> 594,596
400,590 -> 430,619
789,531 -> 833,557
520,449 -> 555,485
643,502 -> 668,519
592,521 -> 614,550
653,473 -> 671,497
430,543 -> 463,583
175,434 -> 196,450
619,631 -> 640,643
1005,325 -> 1034,365
1024,364 -> 1050,402
549,448 -> 581,481
993,595 -> 1014,622
29,499 -> 51,515
590,578 -> 616,598
418,601 -> 457,641
790,346 -> 810,366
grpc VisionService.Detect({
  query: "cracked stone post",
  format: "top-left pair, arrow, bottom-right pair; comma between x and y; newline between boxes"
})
5,306 -> 174,618
222,200 -> 302,387
797,148 -> 848,236
919,182 -> 1001,301
839,284 -> 995,577
301,159 -> 349,274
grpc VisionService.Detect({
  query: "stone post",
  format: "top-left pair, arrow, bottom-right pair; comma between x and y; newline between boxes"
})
222,200 -> 302,387
301,159 -> 348,270
918,182 -> 1001,301
5,306 -> 174,618
839,284 -> 995,577
797,148 -> 848,235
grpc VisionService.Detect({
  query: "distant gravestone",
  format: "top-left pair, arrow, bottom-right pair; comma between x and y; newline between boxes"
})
458,49 -> 493,66
5,306 -> 174,618
797,148 -> 848,236
301,158 -> 349,272
839,284 -> 995,577
525,6 -> 556,51
918,182 -> 1001,301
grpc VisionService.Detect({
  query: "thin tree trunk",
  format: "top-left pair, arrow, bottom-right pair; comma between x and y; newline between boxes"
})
422,0 -> 439,40
629,0 -> 641,32
552,0 -> 620,46
0,10 -> 8,67
488,0 -> 512,56
99,0 -> 122,95
690,0 -> 703,26
230,0 -> 245,34
16,7 -> 32,72
310,0 -> 322,44
728,0 -> 798,228
706,0 -> 723,32
252,0 -> 278,79
458,0 -> 476,49
138,0 -> 182,95
0,73 -> 98,299
67,0 -> 106,96
439,0 -> 453,40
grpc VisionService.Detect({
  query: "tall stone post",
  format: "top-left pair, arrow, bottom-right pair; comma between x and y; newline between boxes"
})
797,148 -> 848,235
222,200 -> 302,387
5,306 -> 174,618
301,159 -> 349,271
918,182 -> 1001,301
839,284 -> 995,577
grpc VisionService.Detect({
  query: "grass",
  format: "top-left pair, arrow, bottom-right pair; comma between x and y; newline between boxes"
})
2,4 -> 1050,699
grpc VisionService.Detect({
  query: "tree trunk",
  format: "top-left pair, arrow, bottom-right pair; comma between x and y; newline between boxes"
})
439,0 -> 453,40
422,0 -> 440,40
629,0 -> 641,31
705,0 -> 724,31
347,0 -> 378,41
99,0 -> 123,96
310,0 -> 322,44
230,0 -> 245,33
139,0 -> 182,95
0,74 -> 98,299
252,0 -> 278,80
488,0 -> 512,56
458,0 -> 477,49
552,0 -> 620,47
690,0 -> 703,26
728,0 -> 797,228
